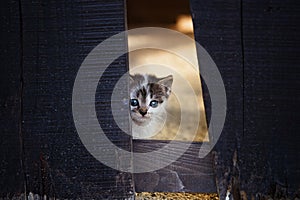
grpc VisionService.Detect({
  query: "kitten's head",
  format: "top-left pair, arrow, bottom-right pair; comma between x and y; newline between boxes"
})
129,74 -> 173,126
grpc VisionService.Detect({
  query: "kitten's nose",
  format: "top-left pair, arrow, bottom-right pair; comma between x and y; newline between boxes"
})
139,107 -> 148,116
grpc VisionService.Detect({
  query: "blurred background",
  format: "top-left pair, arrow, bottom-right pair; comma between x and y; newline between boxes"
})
127,0 -> 208,141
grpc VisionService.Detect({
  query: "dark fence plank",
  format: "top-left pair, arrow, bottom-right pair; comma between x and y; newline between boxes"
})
190,0 -> 243,199
21,0 -> 132,198
0,0 -> 25,198
241,0 -> 300,198
192,0 -> 300,199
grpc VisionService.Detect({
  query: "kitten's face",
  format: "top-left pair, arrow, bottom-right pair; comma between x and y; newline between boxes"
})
130,74 -> 173,126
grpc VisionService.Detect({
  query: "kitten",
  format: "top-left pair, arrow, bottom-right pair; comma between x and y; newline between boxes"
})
129,74 -> 173,139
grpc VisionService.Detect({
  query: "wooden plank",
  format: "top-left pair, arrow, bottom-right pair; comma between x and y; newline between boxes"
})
192,0 -> 300,199
190,0 -> 243,199
241,0 -> 300,198
21,0 -> 133,198
0,0 -> 25,198
133,141 -> 217,193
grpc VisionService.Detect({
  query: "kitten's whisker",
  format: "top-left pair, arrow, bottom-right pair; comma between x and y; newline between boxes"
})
130,73 -> 173,139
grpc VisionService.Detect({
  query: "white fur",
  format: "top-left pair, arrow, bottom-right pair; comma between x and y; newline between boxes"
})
132,102 -> 167,139
130,74 -> 172,139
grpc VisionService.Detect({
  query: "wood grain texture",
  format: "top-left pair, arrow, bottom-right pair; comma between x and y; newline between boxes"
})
0,0 -> 25,197
20,0 -> 133,199
2,0 -> 299,198
242,0 -> 300,198
191,0 -> 300,199
133,140 -> 217,193
190,0 -> 243,199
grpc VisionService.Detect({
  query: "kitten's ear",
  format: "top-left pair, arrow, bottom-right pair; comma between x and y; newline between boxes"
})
158,75 -> 173,89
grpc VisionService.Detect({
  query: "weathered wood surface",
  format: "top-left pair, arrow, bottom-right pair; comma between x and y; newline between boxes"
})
0,0 -> 25,198
191,0 -> 243,199
1,0 -> 300,198
133,140 -> 217,193
241,1 -> 300,198
1,0 -> 133,199
191,0 -> 300,199
22,0 -> 133,198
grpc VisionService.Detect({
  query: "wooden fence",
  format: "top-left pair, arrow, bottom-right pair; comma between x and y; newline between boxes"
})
0,0 -> 299,199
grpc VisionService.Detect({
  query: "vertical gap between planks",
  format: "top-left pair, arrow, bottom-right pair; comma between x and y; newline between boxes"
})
240,0 -> 245,139
18,0 -> 27,196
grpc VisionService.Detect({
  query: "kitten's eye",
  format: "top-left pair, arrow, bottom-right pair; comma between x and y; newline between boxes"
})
130,99 -> 139,107
149,100 -> 158,108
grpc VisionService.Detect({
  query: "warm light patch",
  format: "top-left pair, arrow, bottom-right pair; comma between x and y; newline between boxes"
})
175,15 -> 194,33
